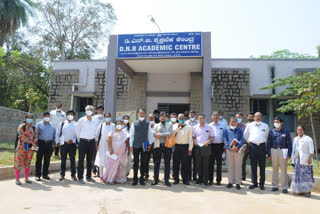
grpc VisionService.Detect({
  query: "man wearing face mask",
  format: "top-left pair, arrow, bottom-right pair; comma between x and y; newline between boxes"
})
241,112 -> 254,181
153,109 -> 160,124
92,105 -> 104,177
243,112 -> 269,190
50,103 -> 66,157
267,117 -> 292,193
56,110 -> 77,181
144,114 -> 156,181
35,111 -> 56,181
218,111 -> 228,128
129,109 -> 153,186
185,110 -> 199,181
76,105 -> 97,184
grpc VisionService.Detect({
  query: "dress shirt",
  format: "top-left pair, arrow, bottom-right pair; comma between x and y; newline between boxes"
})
185,119 -> 199,127
223,127 -> 244,150
173,123 -> 193,150
50,110 -> 66,129
92,114 -> 104,128
243,121 -> 269,144
192,123 -> 214,147
291,134 -> 314,165
209,121 -> 225,143
219,118 -> 228,128
36,121 -> 56,146
129,120 -> 154,147
267,128 -> 292,157
76,116 -> 97,140
55,120 -> 77,145
153,122 -> 173,148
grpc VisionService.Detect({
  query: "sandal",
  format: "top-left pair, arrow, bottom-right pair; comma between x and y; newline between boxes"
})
15,180 -> 22,185
25,179 -> 32,184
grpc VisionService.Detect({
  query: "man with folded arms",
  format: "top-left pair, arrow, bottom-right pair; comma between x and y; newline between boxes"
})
267,117 -> 292,194
244,112 -> 269,190
172,113 -> 193,185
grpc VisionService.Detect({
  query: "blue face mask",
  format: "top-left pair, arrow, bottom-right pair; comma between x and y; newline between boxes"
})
26,118 -> 33,124
105,118 -> 111,122
236,118 -> 242,123
178,119 -> 185,124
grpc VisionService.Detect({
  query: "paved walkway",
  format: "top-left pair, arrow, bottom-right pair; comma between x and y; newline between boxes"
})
0,172 -> 319,214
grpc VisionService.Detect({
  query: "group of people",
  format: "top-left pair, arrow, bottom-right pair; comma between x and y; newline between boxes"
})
13,103 -> 315,197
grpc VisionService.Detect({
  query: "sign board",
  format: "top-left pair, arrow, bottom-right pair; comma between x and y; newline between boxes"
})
117,32 -> 202,58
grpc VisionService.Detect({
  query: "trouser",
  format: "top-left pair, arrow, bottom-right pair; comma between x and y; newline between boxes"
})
145,147 -> 154,178
187,147 -> 198,180
226,149 -> 243,184
249,143 -> 266,186
173,144 -> 189,182
15,168 -> 30,180
133,147 -> 148,181
153,144 -> 172,182
35,140 -> 53,177
209,143 -> 224,183
54,146 -> 60,156
92,149 -> 98,175
195,145 -> 211,183
77,138 -> 95,180
60,143 -> 77,177
241,144 -> 250,180
271,148 -> 288,189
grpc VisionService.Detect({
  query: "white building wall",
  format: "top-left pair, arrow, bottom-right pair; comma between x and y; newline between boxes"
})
147,73 -> 191,92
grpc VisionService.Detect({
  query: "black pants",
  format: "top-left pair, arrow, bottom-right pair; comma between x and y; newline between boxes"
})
153,144 -> 172,182
187,146 -> 198,181
54,146 -> 60,156
133,147 -> 148,181
35,140 -> 53,177
195,145 -> 211,183
77,138 -> 95,180
173,144 -> 189,182
242,144 -> 250,180
60,143 -> 76,177
249,143 -> 266,186
145,147 -> 154,178
209,143 -> 224,183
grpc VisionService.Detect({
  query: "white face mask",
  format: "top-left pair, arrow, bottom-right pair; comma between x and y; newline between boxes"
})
123,119 -> 129,124
149,121 -> 155,125
171,118 -> 177,123
56,108 -> 62,112
86,110 -> 93,116
67,115 -> 73,121
274,123 -> 281,129
44,117 -> 50,122
190,117 -> 195,121
98,114 -> 103,118
219,116 -> 223,120
139,117 -> 145,121
230,126 -> 236,130
116,125 -> 123,130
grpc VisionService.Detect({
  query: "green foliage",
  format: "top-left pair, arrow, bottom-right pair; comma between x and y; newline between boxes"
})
251,49 -> 317,59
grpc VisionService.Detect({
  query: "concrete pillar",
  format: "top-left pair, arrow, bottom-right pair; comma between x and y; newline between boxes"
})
202,32 -> 212,122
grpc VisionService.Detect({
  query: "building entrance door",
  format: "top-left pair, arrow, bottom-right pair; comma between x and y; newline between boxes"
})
157,103 -> 190,114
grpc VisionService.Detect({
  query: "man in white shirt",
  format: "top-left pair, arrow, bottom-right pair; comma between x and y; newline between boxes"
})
50,103 -> 66,157
92,105 -> 104,177
209,112 -> 225,185
56,110 -> 77,181
75,105 -> 97,184
243,112 -> 269,190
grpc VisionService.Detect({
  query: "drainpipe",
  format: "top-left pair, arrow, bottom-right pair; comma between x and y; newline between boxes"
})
70,65 -> 89,110
270,66 -> 275,95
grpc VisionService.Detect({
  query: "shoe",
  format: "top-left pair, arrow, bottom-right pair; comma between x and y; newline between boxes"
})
173,180 -> 179,185
151,181 -> 159,186
271,187 -> 279,192
132,180 -> 138,186
226,183 -> 233,188
35,177 -> 41,181
209,181 -> 214,185
304,192 -> 311,197
59,176 -> 64,181
196,180 -> 203,185
86,177 -> 96,183
282,189 -> 288,194
203,182 -> 208,187
242,177 -> 246,181
92,172 -> 98,178
25,179 -> 32,184
139,179 -> 146,186
78,179 -> 85,184
216,182 -> 221,186
165,182 -> 172,187
43,176 -> 50,180
260,185 -> 265,190
249,184 -> 258,189
71,176 -> 78,181
144,176 -> 149,181
15,180 -> 22,185
236,184 -> 241,190
183,181 -> 190,185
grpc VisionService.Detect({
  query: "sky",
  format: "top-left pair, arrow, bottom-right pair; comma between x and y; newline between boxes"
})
96,0 -> 320,59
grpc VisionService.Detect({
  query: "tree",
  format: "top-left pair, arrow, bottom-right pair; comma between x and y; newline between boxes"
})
261,70 -> 320,161
32,0 -> 116,60
0,0 -> 37,47
250,49 -> 317,59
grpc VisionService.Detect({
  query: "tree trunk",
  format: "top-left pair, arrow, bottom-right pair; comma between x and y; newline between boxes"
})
309,112 -> 319,162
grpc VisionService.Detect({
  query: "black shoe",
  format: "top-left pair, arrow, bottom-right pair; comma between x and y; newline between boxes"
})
208,181 -> 214,185
242,177 -> 246,181
203,182 -> 208,187
236,184 -> 241,190
304,192 -> 311,197
139,179 -> 146,186
183,181 -> 190,185
196,180 -> 203,185
271,187 -> 279,192
173,180 -> 179,185
216,181 -> 221,186
59,176 -> 64,181
86,177 -> 96,183
132,180 -> 138,186
260,185 -> 265,190
165,182 -> 171,187
249,184 -> 258,189
226,183 -> 233,188
35,177 -> 41,181
43,176 -> 50,180
282,189 -> 288,194
71,176 -> 78,181
151,181 -> 159,185
144,177 -> 149,181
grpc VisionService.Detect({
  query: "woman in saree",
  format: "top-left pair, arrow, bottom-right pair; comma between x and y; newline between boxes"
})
103,120 -> 130,184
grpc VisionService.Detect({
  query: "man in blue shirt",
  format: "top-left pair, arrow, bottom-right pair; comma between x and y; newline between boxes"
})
35,111 -> 56,181
267,117 -> 292,193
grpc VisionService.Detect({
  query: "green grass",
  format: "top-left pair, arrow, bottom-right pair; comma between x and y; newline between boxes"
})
0,142 -> 78,167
